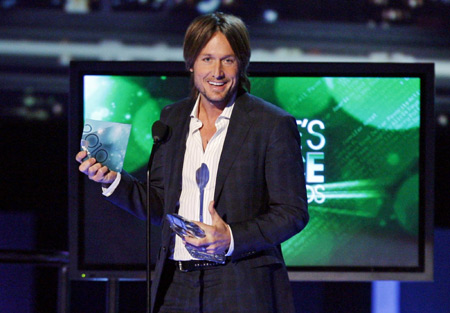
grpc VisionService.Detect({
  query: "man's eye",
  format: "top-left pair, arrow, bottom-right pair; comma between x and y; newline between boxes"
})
203,57 -> 211,62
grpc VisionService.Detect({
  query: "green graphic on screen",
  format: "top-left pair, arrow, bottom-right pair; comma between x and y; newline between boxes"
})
84,75 -> 420,268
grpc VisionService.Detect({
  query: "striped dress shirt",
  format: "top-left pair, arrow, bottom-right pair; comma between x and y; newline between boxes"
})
173,97 -> 235,261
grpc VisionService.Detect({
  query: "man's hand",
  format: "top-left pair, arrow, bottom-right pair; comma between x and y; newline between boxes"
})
184,201 -> 231,255
76,150 -> 117,185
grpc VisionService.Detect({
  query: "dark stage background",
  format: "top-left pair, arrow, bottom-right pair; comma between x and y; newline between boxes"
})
1,0 -> 450,312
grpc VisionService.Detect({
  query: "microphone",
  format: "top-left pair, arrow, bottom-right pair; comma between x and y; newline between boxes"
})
152,120 -> 170,144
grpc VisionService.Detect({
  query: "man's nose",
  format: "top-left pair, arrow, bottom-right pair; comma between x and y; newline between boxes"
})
212,61 -> 224,79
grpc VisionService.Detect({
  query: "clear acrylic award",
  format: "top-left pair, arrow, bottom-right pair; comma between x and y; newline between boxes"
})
80,119 -> 132,172
166,213 -> 226,264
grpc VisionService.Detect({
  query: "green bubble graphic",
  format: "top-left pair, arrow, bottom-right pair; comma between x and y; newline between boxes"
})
325,77 -> 420,130
274,77 -> 332,118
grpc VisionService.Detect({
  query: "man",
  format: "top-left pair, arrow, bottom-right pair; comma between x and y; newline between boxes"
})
77,12 -> 308,313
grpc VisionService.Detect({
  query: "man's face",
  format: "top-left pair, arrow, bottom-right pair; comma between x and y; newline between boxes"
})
192,32 -> 239,109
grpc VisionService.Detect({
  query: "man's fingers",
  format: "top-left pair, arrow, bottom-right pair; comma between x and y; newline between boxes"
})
76,151 -> 116,184
185,240 -> 208,251
91,165 -> 116,184
184,235 -> 203,246
92,166 -> 108,181
78,157 -> 96,174
97,165 -> 110,177
75,151 -> 87,163
87,162 -> 102,177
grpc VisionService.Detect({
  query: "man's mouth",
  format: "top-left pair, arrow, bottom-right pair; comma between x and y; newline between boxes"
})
208,81 -> 226,86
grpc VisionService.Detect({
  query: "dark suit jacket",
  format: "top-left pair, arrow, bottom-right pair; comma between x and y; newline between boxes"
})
108,92 -> 309,312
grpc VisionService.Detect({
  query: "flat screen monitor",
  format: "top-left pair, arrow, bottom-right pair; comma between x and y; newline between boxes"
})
68,61 -> 434,281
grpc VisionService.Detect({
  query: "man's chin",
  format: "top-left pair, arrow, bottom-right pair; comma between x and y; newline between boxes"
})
203,92 -> 233,108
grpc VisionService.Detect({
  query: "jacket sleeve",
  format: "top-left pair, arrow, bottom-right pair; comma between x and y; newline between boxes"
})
104,107 -> 172,225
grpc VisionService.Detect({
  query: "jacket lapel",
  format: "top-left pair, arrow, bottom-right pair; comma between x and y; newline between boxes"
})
214,93 -> 254,208
165,99 -> 194,214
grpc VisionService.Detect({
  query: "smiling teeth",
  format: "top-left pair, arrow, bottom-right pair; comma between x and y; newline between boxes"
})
209,81 -> 225,86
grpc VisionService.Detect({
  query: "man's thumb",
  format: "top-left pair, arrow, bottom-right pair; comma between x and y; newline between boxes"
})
208,201 -> 218,221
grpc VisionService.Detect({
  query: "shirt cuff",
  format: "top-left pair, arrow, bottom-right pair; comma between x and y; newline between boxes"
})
102,172 -> 122,197
225,224 -> 234,256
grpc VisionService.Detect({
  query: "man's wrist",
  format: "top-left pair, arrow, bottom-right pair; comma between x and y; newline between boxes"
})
225,224 -> 234,256
102,172 -> 122,196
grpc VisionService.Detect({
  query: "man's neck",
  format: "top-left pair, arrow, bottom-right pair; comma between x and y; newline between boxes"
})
198,94 -> 236,125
